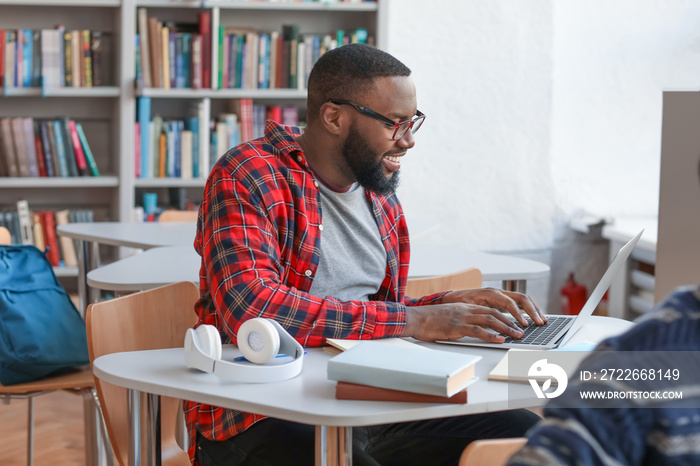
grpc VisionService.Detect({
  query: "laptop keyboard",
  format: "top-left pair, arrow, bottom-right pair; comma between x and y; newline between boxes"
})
503,316 -> 571,345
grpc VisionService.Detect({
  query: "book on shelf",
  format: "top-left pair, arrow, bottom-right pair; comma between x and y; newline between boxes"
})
0,116 -> 100,178
335,381 -> 469,404
327,340 -> 482,398
54,209 -> 77,267
132,11 -> 372,91
1,27 -> 108,90
41,211 -> 61,267
16,199 -> 33,245
0,201 -> 85,268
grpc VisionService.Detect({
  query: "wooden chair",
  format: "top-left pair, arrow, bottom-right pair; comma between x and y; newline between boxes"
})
405,267 -> 482,297
158,210 -> 198,223
86,281 -> 199,466
0,225 -> 98,466
0,226 -> 10,245
458,437 -> 527,466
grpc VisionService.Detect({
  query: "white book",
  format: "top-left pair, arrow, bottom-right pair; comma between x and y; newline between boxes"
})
198,99 -> 210,178
71,31 -> 81,88
327,341 -> 481,398
6,36 -> 15,88
54,209 -> 78,267
215,121 -> 228,162
16,200 -> 33,245
180,130 -> 192,179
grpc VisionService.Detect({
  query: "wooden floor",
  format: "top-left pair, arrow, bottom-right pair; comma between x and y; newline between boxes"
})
0,390 -> 86,466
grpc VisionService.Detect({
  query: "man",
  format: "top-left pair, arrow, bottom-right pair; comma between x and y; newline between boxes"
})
186,44 -> 546,465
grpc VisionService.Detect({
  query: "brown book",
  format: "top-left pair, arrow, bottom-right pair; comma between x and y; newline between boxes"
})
54,209 -> 77,267
158,131 -> 166,177
148,17 -> 162,88
0,117 -> 18,177
335,382 -> 468,404
41,211 -> 61,267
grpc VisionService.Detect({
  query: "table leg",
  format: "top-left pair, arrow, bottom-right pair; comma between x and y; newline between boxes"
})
315,426 -> 352,466
502,279 -> 527,293
76,239 -> 88,318
128,388 -> 141,466
146,393 -> 161,466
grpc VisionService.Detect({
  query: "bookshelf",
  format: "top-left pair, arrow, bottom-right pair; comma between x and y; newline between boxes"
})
0,0 -> 122,283
1,0 -> 387,270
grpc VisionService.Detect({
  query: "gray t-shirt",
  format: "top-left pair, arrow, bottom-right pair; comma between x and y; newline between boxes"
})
308,183 -> 387,302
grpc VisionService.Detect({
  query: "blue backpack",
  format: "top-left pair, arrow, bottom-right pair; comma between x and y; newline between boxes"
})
0,245 -> 90,385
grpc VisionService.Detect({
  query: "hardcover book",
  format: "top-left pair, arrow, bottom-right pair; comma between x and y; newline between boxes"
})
327,341 -> 481,398
335,381 -> 468,404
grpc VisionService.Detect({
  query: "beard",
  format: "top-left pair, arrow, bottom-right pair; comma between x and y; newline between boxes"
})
340,124 -> 400,196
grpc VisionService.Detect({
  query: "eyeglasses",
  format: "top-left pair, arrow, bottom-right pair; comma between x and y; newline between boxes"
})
328,99 -> 426,140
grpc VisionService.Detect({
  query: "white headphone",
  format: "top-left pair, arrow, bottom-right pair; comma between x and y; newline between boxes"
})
184,318 -> 304,383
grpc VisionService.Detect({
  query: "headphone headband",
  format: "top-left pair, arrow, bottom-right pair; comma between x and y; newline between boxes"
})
184,318 -> 304,383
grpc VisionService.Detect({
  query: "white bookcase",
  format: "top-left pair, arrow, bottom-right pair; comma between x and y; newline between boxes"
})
119,0 -> 386,222
0,0 -> 387,276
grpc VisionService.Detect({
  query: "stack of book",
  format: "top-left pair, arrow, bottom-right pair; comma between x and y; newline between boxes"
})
1,28 -> 111,89
0,116 -> 99,178
3,199 -> 94,268
326,340 -> 480,404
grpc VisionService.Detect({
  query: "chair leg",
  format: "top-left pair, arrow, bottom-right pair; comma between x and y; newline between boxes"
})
27,396 -> 34,466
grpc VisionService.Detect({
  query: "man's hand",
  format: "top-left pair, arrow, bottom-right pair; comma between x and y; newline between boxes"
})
402,288 -> 547,343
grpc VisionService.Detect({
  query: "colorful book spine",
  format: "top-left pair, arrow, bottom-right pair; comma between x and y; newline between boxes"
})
68,120 -> 89,176
75,122 -> 100,176
138,96 -> 151,177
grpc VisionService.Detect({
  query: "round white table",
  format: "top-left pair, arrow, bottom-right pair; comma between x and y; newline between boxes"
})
57,222 -> 196,313
87,244 -> 550,294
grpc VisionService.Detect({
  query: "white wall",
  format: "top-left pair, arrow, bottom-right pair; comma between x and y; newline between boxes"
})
385,0 -> 700,311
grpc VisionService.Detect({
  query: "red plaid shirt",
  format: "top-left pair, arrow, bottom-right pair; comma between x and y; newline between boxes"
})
185,121 -> 445,462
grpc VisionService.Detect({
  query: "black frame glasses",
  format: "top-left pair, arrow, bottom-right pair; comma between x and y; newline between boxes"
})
329,99 -> 426,140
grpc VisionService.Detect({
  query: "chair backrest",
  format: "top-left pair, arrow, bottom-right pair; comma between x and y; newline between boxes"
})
405,267 -> 482,297
0,226 -> 10,245
86,281 -> 199,466
459,437 -> 527,466
158,210 -> 198,223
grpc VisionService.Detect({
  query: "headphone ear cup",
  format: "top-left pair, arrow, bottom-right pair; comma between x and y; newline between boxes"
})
196,325 -> 222,361
238,318 -> 280,364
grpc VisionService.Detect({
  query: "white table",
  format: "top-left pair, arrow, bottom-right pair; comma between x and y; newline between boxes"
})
57,222 -> 196,313
88,246 -> 201,293
93,316 -> 631,466
411,244 -> 550,293
87,243 -> 550,295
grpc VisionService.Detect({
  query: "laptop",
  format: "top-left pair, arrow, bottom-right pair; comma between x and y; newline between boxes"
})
435,230 -> 644,350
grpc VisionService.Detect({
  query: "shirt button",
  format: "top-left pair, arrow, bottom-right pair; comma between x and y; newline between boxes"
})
297,156 -> 303,162
318,224 -> 324,231
314,180 -> 319,187
305,270 -> 312,277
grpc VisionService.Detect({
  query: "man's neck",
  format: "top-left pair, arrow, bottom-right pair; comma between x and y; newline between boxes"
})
296,131 -> 354,193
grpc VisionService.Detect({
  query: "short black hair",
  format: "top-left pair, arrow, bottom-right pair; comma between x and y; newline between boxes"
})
306,44 -> 411,123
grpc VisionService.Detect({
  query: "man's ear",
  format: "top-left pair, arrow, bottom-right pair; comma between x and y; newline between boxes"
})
318,101 -> 346,137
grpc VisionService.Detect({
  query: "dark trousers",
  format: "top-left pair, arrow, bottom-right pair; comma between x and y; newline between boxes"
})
195,409 -> 540,466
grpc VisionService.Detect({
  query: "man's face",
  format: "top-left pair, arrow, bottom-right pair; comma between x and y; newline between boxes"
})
337,76 -> 418,195
340,122 -> 401,195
